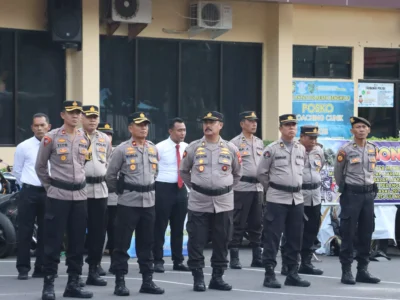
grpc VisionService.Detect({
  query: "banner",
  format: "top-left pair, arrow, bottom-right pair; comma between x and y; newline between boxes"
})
128,217 -> 189,258
292,81 -> 354,139
318,139 -> 400,205
358,82 -> 394,108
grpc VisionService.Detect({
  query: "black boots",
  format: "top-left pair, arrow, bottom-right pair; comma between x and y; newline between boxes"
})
356,264 -> 380,284
208,268 -> 232,291
42,275 -> 56,300
263,265 -> 281,288
86,265 -> 107,286
281,263 -> 289,276
251,247 -> 263,268
298,253 -> 323,275
341,264 -> 355,285
192,268 -> 206,292
229,248 -> 242,269
139,273 -> 165,294
284,265 -> 311,287
114,273 -> 130,296
63,275 -> 93,298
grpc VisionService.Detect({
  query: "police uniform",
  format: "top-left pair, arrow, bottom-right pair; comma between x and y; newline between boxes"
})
256,114 -> 310,289
97,123 -> 117,271
334,116 -> 380,285
281,125 -> 325,276
106,112 -> 164,296
81,106 -> 112,286
35,100 -> 93,300
180,111 -> 242,292
229,111 -> 264,269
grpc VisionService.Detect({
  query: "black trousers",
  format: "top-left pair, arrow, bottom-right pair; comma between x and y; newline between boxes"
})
153,182 -> 188,264
262,201 -> 304,268
230,191 -> 263,248
85,198 -> 108,266
16,185 -> 46,273
43,198 -> 87,276
281,204 -> 321,264
106,205 -> 117,253
110,204 -> 155,275
339,190 -> 375,266
187,210 -> 233,270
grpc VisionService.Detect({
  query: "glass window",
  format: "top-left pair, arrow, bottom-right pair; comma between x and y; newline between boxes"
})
180,41 -> 220,143
137,39 -> 178,143
17,31 -> 65,143
364,48 -> 400,79
221,43 -> 262,140
0,31 -> 15,145
100,36 -> 135,145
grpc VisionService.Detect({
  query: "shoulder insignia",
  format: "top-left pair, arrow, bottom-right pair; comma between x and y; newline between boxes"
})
236,151 -> 242,164
280,142 -> 284,148
337,150 -> 346,162
264,151 -> 271,158
183,150 -> 187,158
43,136 -> 52,147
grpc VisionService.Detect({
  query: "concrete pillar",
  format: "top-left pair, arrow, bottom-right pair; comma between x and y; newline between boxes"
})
263,3 -> 294,140
66,0 -> 99,106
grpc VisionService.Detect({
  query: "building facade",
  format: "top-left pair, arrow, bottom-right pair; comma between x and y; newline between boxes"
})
1,0 -> 400,163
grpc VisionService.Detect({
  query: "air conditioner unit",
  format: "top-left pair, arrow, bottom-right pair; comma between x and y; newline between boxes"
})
189,1 -> 232,39
111,0 -> 152,24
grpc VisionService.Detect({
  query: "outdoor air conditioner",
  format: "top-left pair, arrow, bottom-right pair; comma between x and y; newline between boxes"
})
111,0 -> 152,24
189,1 -> 232,39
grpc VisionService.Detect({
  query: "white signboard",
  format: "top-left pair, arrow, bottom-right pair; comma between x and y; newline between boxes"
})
358,82 -> 394,108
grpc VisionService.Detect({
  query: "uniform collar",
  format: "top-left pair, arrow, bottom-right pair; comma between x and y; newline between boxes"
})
200,136 -> 224,147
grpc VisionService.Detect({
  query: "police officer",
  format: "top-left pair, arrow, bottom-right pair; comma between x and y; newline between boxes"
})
281,125 -> 325,276
97,122 -> 117,275
256,114 -> 310,289
180,111 -> 242,292
334,116 -> 380,285
81,106 -> 112,285
229,111 -> 264,269
106,112 -> 164,296
35,100 -> 93,300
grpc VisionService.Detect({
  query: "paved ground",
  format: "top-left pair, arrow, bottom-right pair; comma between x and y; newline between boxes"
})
1,249 -> 400,300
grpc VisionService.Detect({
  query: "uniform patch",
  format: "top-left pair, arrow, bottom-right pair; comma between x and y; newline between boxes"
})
132,141 -> 137,146
148,148 -> 155,154
58,138 -> 66,143
130,165 -> 136,170
222,165 -> 228,171
337,155 -> 344,162
350,157 -> 361,164
80,139 -> 87,144
240,143 -> 246,148
183,151 -> 187,158
152,164 -> 157,169
59,148 -> 67,153
257,150 -> 262,156
198,165 -> 204,172
43,136 -> 52,147
130,159 -> 136,164
236,151 -> 242,164
61,155 -> 66,161
243,151 -> 248,155
264,151 -> 271,158
368,149 -> 375,153
199,159 -> 204,164
99,138 -> 105,142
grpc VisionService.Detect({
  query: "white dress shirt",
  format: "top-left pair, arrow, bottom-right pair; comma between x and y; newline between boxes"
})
13,136 -> 43,187
156,137 -> 188,183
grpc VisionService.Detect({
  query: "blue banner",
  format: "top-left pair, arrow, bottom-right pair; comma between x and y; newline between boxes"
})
318,139 -> 400,205
292,81 -> 354,139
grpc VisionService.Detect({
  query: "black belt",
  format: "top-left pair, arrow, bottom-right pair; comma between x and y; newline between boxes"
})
124,182 -> 155,193
22,183 -> 46,192
192,183 -> 232,196
345,184 -> 374,194
240,176 -> 259,184
270,182 -> 301,193
302,182 -> 321,190
50,179 -> 86,191
86,176 -> 106,184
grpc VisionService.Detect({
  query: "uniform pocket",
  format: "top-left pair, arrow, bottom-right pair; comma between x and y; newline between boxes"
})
149,156 -> 158,174
274,159 -> 288,174
56,147 -> 70,163
368,156 -> 376,172
126,155 -> 141,172
218,156 -> 231,175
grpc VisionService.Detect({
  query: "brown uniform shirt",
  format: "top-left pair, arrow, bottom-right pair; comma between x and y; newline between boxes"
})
230,133 -> 264,192
179,136 -> 242,213
106,138 -> 158,208
35,125 -> 90,201
84,130 -> 112,199
334,140 -> 377,187
302,145 -> 325,206
256,139 -> 306,205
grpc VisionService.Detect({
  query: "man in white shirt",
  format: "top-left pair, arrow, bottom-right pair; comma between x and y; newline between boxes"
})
13,113 -> 51,280
153,118 -> 190,273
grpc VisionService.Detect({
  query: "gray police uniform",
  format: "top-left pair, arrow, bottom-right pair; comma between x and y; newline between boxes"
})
35,125 -> 89,276
180,137 -> 242,270
106,137 -> 158,275
84,129 -> 112,269
334,140 -> 377,267
281,144 -> 325,271
256,139 -> 306,269
229,133 -> 264,251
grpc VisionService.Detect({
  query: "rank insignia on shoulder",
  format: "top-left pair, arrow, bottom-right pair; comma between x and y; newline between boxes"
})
264,151 -> 271,158
183,150 -> 187,158
236,151 -> 242,164
280,142 -> 284,148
